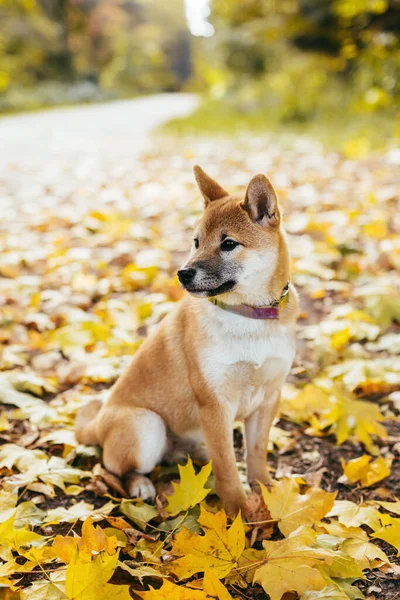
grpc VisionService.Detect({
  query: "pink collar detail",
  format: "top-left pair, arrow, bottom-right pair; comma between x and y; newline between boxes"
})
208,282 -> 289,320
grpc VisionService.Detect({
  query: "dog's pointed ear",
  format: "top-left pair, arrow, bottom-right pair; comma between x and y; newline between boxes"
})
242,174 -> 280,227
193,165 -> 229,206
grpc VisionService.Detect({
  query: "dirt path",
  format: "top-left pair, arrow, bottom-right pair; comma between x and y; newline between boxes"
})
0,93 -> 198,171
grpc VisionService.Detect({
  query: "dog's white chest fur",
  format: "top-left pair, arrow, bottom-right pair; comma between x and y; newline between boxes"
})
200,304 -> 296,419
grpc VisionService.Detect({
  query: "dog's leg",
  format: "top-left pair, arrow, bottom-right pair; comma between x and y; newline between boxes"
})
199,403 -> 246,515
98,406 -> 167,501
75,400 -> 103,445
245,389 -> 281,488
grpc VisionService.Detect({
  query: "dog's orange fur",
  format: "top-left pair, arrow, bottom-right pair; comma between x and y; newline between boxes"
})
76,166 -> 299,514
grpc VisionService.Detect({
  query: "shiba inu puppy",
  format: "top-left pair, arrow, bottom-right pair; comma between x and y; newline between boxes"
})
75,166 -> 299,514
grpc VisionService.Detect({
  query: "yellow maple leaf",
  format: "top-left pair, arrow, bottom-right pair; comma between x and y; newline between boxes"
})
138,579 -> 208,599
203,569 -> 232,600
203,570 -> 232,599
318,520 -> 388,570
0,513 -> 44,561
52,517 -> 118,564
281,384 -> 331,422
327,500 -> 381,530
170,507 -> 245,579
166,457 -> 212,516
301,581 -> 365,599
253,527 -> 329,600
332,396 -> 387,454
341,455 -> 391,487
371,516 -> 400,556
120,499 -> 159,530
291,385 -> 387,454
20,570 -> 66,600
376,498 -> 400,516
340,533 -> 388,570
65,549 -> 131,600
261,478 -> 336,536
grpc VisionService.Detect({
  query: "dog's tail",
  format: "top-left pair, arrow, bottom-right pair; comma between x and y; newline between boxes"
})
75,400 -> 102,445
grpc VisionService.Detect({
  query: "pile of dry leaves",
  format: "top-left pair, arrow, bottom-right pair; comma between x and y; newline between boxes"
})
0,132 -> 399,599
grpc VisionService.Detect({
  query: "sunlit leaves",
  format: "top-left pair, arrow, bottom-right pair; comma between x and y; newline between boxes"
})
120,499 -> 159,530
138,580 -> 209,599
282,383 -> 387,453
317,520 -> 388,570
20,571 -> 67,600
253,527 -> 328,600
166,458 -> 212,516
341,455 -> 391,487
52,517 -> 118,564
0,513 -> 44,561
170,507 -> 245,579
300,581 -> 365,600
203,570 -> 233,599
43,500 -> 116,525
65,550 -> 131,600
0,443 -> 90,494
327,501 -> 381,530
261,478 -> 336,536
375,499 -> 400,516
371,516 -> 400,556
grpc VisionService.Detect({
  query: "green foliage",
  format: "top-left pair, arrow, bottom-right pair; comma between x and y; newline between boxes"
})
181,0 -> 400,145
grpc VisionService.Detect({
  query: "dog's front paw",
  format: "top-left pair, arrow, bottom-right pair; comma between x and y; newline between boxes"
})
248,466 -> 274,490
219,486 -> 247,516
125,473 -> 156,501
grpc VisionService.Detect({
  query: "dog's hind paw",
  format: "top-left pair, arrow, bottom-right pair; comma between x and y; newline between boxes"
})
125,473 -> 156,501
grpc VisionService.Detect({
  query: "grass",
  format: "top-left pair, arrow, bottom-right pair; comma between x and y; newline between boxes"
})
163,96 -> 399,155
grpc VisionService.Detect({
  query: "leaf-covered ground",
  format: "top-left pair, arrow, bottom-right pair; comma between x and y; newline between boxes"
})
0,125 -> 399,600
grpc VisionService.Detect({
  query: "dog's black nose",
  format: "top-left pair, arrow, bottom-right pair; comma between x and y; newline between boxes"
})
177,268 -> 196,285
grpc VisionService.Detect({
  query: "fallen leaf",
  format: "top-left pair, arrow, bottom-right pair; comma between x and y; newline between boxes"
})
44,500 -> 116,525
261,478 -> 336,536
0,513 -> 44,561
318,521 -> 388,569
371,516 -> 400,555
138,579 -> 208,599
117,560 -> 163,582
120,499 -> 159,531
170,507 -> 245,579
327,501 -> 381,530
52,517 -> 118,563
341,455 -> 391,487
253,527 -> 329,600
203,569 -> 233,599
376,498 -> 400,516
300,580 -> 365,599
165,457 -> 212,516
65,549 -> 131,600
20,570 -> 67,600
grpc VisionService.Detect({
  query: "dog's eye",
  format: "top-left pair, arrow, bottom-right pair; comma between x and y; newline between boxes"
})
193,238 -> 199,249
220,239 -> 239,251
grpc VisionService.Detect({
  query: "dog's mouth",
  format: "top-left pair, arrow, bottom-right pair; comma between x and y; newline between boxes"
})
184,280 -> 237,297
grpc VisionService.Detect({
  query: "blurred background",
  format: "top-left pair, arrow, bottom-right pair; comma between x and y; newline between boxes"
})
0,0 -> 399,149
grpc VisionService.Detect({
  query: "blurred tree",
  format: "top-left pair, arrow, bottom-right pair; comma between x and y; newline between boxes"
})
0,0 -> 192,110
195,0 -> 399,120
